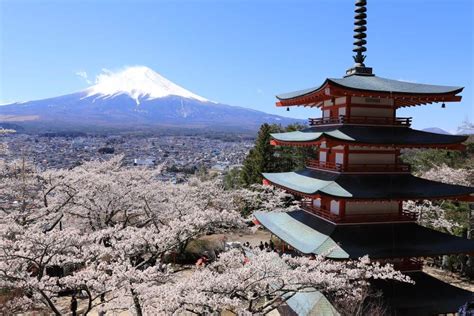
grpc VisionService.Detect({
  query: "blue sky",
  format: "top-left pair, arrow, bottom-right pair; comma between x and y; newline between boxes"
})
1,0 -> 473,132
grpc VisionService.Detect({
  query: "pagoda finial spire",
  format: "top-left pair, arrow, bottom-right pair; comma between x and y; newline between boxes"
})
353,0 -> 367,67
346,0 -> 374,76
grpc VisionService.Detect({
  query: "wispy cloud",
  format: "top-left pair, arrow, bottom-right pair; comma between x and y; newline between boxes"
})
75,70 -> 92,84
257,88 -> 264,95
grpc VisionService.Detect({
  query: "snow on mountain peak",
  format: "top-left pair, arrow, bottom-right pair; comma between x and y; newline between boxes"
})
85,66 -> 209,103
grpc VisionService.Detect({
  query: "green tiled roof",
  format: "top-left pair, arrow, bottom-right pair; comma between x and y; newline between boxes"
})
254,211 -> 349,258
286,291 -> 339,316
373,272 -> 473,315
263,169 -> 474,199
283,272 -> 473,315
271,125 -> 468,145
271,131 -> 322,142
262,171 -> 352,197
255,210 -> 474,259
270,130 -> 355,142
276,75 -> 463,100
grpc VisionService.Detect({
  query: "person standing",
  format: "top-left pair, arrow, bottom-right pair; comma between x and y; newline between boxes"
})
70,294 -> 78,316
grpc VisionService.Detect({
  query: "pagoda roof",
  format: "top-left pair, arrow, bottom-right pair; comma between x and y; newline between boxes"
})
270,125 -> 467,149
277,75 -> 463,100
372,272 -> 473,315
262,168 -> 474,200
285,272 -> 473,315
254,210 -> 474,259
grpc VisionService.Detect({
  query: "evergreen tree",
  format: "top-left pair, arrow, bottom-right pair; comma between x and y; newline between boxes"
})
241,124 -> 281,186
241,123 -> 316,187
223,167 -> 244,190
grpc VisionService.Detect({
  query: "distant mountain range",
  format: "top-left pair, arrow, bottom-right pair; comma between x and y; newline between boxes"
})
421,127 -> 474,136
421,127 -> 451,135
0,66 -> 302,132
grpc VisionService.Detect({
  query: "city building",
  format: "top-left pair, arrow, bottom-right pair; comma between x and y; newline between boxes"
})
255,0 -> 474,314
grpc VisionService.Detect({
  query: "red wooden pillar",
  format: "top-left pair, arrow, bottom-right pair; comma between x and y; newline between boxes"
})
343,145 -> 349,171
340,200 -> 346,220
346,96 -> 352,119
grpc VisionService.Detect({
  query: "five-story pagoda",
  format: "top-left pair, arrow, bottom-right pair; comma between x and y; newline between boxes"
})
255,1 -> 474,314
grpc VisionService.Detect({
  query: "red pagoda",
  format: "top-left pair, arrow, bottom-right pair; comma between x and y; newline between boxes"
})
255,0 -> 474,314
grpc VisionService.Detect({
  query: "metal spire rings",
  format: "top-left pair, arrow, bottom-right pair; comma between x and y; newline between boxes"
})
353,0 -> 367,67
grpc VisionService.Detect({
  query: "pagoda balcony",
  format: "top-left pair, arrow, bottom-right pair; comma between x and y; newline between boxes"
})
300,200 -> 417,224
308,115 -> 412,127
306,159 -> 411,173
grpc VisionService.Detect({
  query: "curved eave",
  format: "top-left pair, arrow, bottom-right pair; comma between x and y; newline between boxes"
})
276,76 -> 463,108
262,171 -> 352,198
262,169 -> 474,201
276,79 -> 330,101
270,138 -> 466,151
270,128 -> 468,150
254,211 -> 349,258
255,210 -> 474,259
373,272 -> 474,315
288,273 -> 473,316
327,77 -> 464,97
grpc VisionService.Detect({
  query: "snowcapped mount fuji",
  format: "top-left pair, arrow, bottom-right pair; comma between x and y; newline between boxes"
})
0,66 -> 301,132
85,66 -> 209,104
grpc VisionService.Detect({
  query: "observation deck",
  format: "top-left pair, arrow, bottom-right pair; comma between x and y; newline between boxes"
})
306,159 -> 411,174
308,115 -> 412,127
300,200 -> 417,224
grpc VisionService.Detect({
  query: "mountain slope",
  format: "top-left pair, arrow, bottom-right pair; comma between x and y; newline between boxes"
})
422,127 -> 451,135
0,66 -> 301,132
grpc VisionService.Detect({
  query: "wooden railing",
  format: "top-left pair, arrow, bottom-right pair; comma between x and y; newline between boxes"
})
308,115 -> 412,126
344,163 -> 411,173
306,159 -> 411,173
300,201 -> 340,222
306,160 -> 343,171
341,210 -> 417,223
300,200 -> 417,223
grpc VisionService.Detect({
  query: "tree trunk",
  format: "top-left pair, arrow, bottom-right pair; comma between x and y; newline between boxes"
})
38,289 -> 61,316
130,288 -> 143,316
467,203 -> 474,278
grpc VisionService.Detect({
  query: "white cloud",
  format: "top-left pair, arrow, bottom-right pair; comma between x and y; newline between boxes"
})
75,71 -> 92,84
257,88 -> 264,95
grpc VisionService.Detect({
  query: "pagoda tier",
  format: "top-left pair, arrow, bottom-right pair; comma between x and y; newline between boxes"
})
254,210 -> 474,259
276,75 -> 463,108
284,272 -> 473,316
371,272 -> 474,316
262,169 -> 474,201
269,125 -> 468,150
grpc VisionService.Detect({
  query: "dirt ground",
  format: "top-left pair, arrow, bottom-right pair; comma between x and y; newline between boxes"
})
224,229 -> 272,247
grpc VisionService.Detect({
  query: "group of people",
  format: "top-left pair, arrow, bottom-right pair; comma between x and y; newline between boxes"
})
242,239 -> 275,252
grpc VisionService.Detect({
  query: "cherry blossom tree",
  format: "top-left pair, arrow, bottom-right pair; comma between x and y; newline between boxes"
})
1,155 -> 412,315
0,156 -> 247,314
404,164 -> 472,232
235,183 -> 298,217
143,249 -> 411,315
